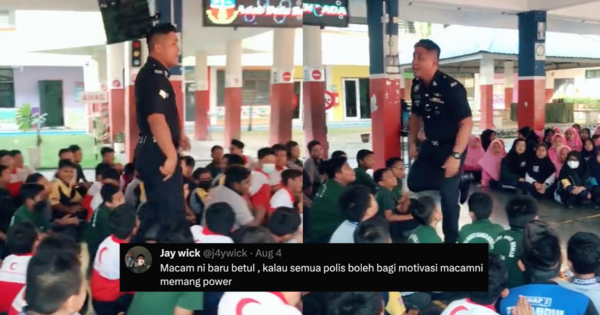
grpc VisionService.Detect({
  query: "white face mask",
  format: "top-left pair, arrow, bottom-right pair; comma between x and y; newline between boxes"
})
567,161 -> 579,169
262,163 -> 276,174
138,259 -> 144,266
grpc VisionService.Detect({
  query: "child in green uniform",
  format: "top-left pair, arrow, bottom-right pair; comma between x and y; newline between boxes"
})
354,217 -> 392,243
10,184 -> 78,234
491,195 -> 538,288
85,184 -> 126,271
127,220 -> 203,315
353,149 -> 377,193
459,192 -> 504,250
385,157 -> 406,204
374,168 -> 415,242
309,157 -> 355,243
406,196 -> 443,243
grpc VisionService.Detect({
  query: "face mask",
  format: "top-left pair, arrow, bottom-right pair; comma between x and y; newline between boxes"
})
138,260 -> 144,265
198,180 -> 212,190
567,161 -> 579,169
262,163 -> 276,174
33,200 -> 47,212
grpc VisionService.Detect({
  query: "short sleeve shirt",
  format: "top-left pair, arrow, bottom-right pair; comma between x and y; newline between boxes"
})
10,205 -> 50,233
375,187 -> 395,216
410,71 -> 472,143
135,56 -> 181,146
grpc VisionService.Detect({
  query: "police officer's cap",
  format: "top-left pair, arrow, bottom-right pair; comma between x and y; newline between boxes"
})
414,39 -> 441,58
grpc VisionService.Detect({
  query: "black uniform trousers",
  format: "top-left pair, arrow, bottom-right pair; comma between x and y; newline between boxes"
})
407,141 -> 465,244
134,138 -> 186,241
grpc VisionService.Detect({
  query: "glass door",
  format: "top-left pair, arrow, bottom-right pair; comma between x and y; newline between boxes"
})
358,78 -> 371,119
343,78 -> 359,119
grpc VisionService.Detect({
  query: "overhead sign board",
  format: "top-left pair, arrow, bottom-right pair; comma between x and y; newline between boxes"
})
303,0 -> 349,28
202,0 -> 302,28
78,92 -> 108,104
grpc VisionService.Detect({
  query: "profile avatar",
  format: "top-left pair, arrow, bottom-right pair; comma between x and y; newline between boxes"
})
206,0 -> 239,24
130,253 -> 150,274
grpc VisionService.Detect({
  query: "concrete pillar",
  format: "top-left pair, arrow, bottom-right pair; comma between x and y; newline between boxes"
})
124,40 -> 142,162
504,61 -> 514,109
473,73 -> 480,115
367,0 -> 401,169
479,57 -> 495,129
224,39 -> 243,145
545,75 -> 554,102
517,10 -> 546,130
194,50 -> 210,140
269,28 -> 295,146
303,26 -> 328,157
106,43 -> 125,140
400,68 -> 406,98
83,57 -> 100,134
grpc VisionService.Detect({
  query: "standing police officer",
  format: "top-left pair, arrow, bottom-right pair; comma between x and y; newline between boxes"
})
407,39 -> 473,244
134,23 -> 190,236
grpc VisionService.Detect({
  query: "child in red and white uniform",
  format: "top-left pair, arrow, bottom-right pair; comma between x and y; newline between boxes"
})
230,139 -> 256,169
270,169 -> 303,212
249,148 -> 277,217
218,292 -> 301,315
191,202 -> 235,243
90,205 -> 138,315
0,222 -> 38,313
0,151 -> 26,198
269,144 -> 289,191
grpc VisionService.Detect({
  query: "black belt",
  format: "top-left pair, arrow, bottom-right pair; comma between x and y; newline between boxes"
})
138,136 -> 156,144
425,139 -> 454,146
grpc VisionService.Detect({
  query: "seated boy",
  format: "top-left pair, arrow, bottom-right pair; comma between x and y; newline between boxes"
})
90,204 -> 137,315
0,150 -> 25,198
189,168 -> 213,219
329,186 -> 378,244
9,150 -> 34,176
11,184 -> 78,234
180,155 -> 196,188
270,169 -> 303,213
87,163 -> 112,200
353,149 -> 377,193
50,159 -> 86,240
373,168 -> 415,242
0,164 -> 15,248
121,162 -> 135,191
190,202 -> 235,243
85,184 -> 126,270
267,207 -> 302,243
354,217 -> 392,244
231,226 -> 277,244
491,196 -> 538,288
90,167 -> 121,211
442,254 -> 509,315
406,196 -> 443,244
0,221 -> 38,313
269,144 -> 289,191
459,192 -> 504,250
331,292 -> 384,315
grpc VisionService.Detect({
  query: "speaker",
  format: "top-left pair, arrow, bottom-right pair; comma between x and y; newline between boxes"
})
99,0 -> 153,45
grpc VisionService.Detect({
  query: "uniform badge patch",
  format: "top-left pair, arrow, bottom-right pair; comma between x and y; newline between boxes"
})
413,85 -> 419,92
450,82 -> 457,87
159,90 -> 169,99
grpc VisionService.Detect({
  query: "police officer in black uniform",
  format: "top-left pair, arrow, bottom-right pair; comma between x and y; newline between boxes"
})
134,23 -> 190,237
407,39 -> 473,244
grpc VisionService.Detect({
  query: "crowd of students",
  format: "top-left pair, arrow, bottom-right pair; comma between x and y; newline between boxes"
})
463,124 -> 600,209
0,140 -> 304,315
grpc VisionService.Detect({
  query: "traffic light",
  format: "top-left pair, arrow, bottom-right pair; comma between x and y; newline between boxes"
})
131,40 -> 142,67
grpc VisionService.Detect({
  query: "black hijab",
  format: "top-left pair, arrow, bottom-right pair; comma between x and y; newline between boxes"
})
481,129 -> 496,151
559,151 -> 590,186
581,139 -> 595,162
527,143 -> 556,182
543,128 -> 555,146
504,139 -> 528,177
581,128 -> 591,141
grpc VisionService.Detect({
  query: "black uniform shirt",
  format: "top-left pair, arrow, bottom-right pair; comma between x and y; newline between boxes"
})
410,71 -> 472,143
135,56 -> 181,147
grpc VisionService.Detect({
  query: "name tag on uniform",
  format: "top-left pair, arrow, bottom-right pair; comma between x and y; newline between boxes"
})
430,97 -> 444,104
159,90 -> 169,99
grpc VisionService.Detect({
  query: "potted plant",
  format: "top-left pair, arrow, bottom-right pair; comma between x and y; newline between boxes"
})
15,104 -> 47,168
113,132 -> 125,154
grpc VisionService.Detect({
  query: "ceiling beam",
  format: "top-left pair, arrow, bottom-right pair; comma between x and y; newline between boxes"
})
527,0 -> 600,11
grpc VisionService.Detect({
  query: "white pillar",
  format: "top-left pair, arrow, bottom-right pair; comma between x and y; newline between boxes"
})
194,50 -> 209,139
303,26 -> 322,67
503,61 -> 514,89
83,58 -> 100,92
473,73 -> 480,113
479,58 -> 495,129
271,28 -> 295,82
480,58 -> 495,86
225,40 -> 243,88
195,51 -> 209,91
106,43 -> 124,89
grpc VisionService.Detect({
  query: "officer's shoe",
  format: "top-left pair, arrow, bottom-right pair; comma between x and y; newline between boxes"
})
459,183 -> 469,205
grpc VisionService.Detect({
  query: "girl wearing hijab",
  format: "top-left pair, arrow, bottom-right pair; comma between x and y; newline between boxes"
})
572,123 -> 581,132
552,126 -> 562,134
478,139 -> 505,187
557,151 -> 598,209
550,145 -> 571,177
525,143 -> 556,199
581,139 -> 595,162
543,128 -> 555,147
463,135 -> 485,183
518,126 -> 532,140
564,127 -> 582,151
548,134 -> 567,167
594,125 -> 600,137
499,139 -> 529,194
580,128 -> 591,141
480,129 -> 496,151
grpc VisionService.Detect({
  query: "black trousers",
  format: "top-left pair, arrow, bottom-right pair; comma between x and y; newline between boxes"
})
135,140 -> 186,241
407,141 -> 464,244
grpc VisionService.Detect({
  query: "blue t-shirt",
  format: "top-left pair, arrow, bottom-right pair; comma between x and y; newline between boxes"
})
500,282 -> 597,315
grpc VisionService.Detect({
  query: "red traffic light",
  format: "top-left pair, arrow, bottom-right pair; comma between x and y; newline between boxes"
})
133,41 -> 140,48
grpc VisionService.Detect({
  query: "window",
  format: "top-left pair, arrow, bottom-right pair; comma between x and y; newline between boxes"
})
0,10 -> 15,30
216,70 -> 271,106
585,69 -> 600,79
0,68 -> 15,108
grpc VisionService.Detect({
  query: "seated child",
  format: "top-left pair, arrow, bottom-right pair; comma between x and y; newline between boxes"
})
9,150 -> 34,176
49,159 -> 86,240
354,217 -> 392,244
0,150 -> 25,198
442,254 -> 510,315
90,167 -> 121,212
373,168 -> 415,242
0,221 -> 38,313
353,150 -> 377,193
329,186 -> 378,244
459,192 -> 504,251
557,151 -> 599,209
90,204 -> 137,315
267,207 -> 302,243
0,165 -> 15,247
180,155 -> 196,188
121,162 -> 135,191
270,169 -> 303,213
190,202 -> 234,243
491,196 -> 538,288
331,292 -> 385,315
189,168 -> 213,219
406,196 -> 443,244
85,184 -> 126,271
231,226 -> 276,244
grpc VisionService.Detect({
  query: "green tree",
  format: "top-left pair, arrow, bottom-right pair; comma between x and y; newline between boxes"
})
415,22 -> 433,38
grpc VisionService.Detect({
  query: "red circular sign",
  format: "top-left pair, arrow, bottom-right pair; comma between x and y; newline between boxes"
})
101,84 -> 107,92
311,70 -> 321,80
282,72 -> 292,82
112,80 -> 121,88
